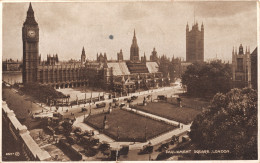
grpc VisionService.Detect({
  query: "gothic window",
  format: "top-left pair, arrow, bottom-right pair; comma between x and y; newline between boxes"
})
237,58 -> 243,72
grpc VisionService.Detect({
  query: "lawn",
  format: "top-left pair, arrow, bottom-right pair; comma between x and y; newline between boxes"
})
134,102 -> 202,124
85,109 -> 176,142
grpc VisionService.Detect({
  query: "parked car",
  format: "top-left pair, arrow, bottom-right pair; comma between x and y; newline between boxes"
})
139,145 -> 153,154
96,102 -> 106,108
124,97 -> 130,101
156,143 -> 169,152
127,99 -> 133,103
81,107 -> 87,112
119,103 -> 126,108
157,95 -> 167,101
119,145 -> 129,155
113,98 -> 119,103
131,96 -> 138,100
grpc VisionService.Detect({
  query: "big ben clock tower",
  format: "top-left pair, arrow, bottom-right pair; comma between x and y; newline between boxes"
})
22,3 -> 39,83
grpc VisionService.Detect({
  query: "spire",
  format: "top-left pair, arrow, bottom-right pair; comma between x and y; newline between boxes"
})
24,3 -> 38,25
28,2 -> 33,12
104,53 -> 107,60
82,46 -> 85,56
193,7 -> 195,25
132,29 -> 137,45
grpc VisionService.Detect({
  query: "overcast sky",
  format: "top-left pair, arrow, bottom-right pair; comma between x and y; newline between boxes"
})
2,1 -> 257,62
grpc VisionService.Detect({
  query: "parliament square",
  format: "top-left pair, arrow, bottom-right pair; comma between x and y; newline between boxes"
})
2,1 -> 258,162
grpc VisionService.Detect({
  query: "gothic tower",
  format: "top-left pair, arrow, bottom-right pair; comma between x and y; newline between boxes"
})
232,44 -> 251,88
22,3 -> 39,83
186,22 -> 204,62
81,46 -> 86,64
130,29 -> 140,62
117,49 -> 123,61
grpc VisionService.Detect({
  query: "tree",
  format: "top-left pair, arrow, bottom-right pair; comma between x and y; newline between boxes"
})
181,60 -> 232,98
189,88 -> 257,160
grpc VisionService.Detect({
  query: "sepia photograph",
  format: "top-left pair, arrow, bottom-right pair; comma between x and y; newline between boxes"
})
1,0 -> 258,161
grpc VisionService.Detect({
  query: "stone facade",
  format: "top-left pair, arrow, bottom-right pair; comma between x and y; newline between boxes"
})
22,3 -> 39,83
21,3 -> 169,93
3,59 -> 21,71
117,49 -> 124,61
186,22 -> 204,62
130,30 -> 140,62
232,44 -> 251,88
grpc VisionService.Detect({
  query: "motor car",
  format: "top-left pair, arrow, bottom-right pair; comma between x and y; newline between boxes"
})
113,98 -> 119,102
131,96 -> 138,100
119,103 -> 126,107
96,102 -> 106,108
138,145 -> 153,154
81,107 -> 87,112
124,97 -> 130,101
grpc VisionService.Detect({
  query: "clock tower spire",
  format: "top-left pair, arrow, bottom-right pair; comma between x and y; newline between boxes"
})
22,3 -> 40,83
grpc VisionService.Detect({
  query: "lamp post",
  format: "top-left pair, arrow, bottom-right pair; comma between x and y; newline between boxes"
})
117,126 -> 119,140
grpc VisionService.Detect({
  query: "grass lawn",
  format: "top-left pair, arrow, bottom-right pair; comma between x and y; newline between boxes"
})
135,102 -> 202,124
86,109 -> 176,141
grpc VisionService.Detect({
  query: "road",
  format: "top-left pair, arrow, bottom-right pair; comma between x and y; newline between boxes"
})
54,79 -> 184,119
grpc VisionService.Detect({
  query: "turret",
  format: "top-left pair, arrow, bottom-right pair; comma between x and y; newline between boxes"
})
81,47 -> 86,64
239,44 -> 244,55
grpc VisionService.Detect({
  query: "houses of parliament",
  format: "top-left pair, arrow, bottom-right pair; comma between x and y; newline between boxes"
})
22,3 -> 174,94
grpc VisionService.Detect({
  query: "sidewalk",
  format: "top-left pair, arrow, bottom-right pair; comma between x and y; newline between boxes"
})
70,81 -> 190,150
123,107 -> 180,126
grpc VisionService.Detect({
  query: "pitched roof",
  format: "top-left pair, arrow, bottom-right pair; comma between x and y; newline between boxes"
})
107,62 -> 130,76
146,62 -> 159,73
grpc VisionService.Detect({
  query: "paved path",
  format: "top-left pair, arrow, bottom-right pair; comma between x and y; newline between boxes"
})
71,80 -> 191,150
73,99 -> 191,151
123,107 -> 180,126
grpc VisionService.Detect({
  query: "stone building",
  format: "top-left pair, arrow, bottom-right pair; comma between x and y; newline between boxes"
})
232,44 -> 251,88
186,22 -> 204,62
22,3 -> 87,88
3,59 -> 21,71
22,3 -> 40,83
81,47 -> 86,64
130,30 -> 139,62
150,47 -> 159,63
117,49 -> 124,61
251,47 -> 257,90
21,3 -> 169,94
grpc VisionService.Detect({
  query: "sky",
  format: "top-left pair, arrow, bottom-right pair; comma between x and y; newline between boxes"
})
2,1 -> 258,62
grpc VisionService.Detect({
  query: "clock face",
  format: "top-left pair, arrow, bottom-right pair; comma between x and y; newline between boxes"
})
28,30 -> 36,38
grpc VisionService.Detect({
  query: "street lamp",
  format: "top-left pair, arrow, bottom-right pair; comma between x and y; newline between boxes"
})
117,126 -> 119,140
